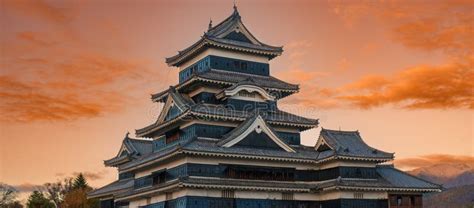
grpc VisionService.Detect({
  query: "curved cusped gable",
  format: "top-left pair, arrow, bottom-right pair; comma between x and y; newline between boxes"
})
156,87 -> 193,123
207,7 -> 262,46
216,77 -> 275,102
218,114 -> 295,152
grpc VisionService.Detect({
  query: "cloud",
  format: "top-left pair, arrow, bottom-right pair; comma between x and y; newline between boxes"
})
279,1 -> 474,110
12,183 -> 43,193
0,50 -> 151,122
2,0 -> 76,24
338,58 -> 474,109
1,28 -> 159,122
72,170 -> 108,181
16,31 -> 57,47
0,76 -> 106,122
330,0 -> 474,56
395,154 -> 474,170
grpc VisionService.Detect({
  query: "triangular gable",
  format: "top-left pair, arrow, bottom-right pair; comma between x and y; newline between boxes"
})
224,31 -> 252,43
207,7 -> 262,46
315,132 -> 335,152
219,115 -> 295,152
117,144 -> 130,157
157,92 -> 185,123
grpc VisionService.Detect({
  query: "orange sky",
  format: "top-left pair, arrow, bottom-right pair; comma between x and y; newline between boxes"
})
0,0 -> 473,197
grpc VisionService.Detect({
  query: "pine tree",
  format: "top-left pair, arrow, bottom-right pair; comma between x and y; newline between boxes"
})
72,173 -> 88,190
26,191 -> 54,208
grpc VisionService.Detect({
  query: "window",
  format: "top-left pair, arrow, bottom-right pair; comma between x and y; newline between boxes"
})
282,193 -> 294,200
355,168 -> 362,177
152,172 -> 166,185
165,129 -> 180,144
397,196 -> 402,206
233,61 -> 240,69
222,190 -> 235,198
410,196 -> 416,206
354,193 -> 364,199
241,62 -> 247,70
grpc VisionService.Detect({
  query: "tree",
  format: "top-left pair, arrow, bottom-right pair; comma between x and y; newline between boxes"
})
61,188 -> 98,208
44,177 -> 73,207
61,174 -> 98,208
26,191 -> 55,208
0,183 -> 22,208
72,174 -> 88,190
6,201 -> 23,208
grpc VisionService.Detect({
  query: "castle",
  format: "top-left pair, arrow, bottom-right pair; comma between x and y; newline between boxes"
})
89,6 -> 441,208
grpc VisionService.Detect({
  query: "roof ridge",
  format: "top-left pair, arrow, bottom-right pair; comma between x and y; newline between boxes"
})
128,138 -> 153,143
378,165 -> 443,188
321,128 -> 359,134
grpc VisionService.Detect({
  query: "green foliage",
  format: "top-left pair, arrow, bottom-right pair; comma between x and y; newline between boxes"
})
5,201 -> 23,208
0,183 -> 22,208
72,174 -> 89,190
26,191 -> 55,208
44,177 -> 74,207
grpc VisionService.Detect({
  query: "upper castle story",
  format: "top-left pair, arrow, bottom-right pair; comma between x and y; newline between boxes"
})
152,6 -> 299,107
166,6 -> 283,82
119,6 -> 320,156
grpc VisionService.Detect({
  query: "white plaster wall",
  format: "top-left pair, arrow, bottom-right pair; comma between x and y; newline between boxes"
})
128,198 -> 147,208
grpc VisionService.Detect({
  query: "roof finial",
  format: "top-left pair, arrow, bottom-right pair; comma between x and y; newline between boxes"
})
125,132 -> 130,138
233,0 -> 239,15
208,18 -> 213,31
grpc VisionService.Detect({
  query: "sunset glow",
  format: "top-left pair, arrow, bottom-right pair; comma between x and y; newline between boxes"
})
0,0 -> 473,202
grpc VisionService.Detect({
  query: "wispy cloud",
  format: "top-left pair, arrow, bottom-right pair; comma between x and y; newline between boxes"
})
72,170 -> 109,181
338,58 -> 474,109
13,183 -> 43,193
3,0 -> 77,24
395,154 -> 474,170
282,0 -> 474,110
1,4 -> 162,123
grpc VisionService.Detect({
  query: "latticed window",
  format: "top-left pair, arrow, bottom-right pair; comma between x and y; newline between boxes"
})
282,192 -> 294,200
222,190 -> 235,198
354,192 -> 364,199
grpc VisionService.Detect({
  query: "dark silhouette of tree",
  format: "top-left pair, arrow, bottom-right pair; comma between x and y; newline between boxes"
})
0,183 -> 22,208
6,201 -> 23,208
60,173 -> 98,208
61,188 -> 98,208
26,191 -> 54,208
44,177 -> 73,207
72,173 -> 88,190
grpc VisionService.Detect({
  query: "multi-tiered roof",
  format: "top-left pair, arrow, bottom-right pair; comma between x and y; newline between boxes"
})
89,6 -> 441,205
165,6 -> 283,67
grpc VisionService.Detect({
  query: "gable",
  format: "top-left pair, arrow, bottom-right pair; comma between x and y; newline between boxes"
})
164,105 -> 182,121
219,115 -> 295,152
315,135 -> 334,152
157,93 -> 185,123
220,84 -> 275,102
117,143 -> 131,157
234,131 -> 281,149
224,31 -> 252,43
